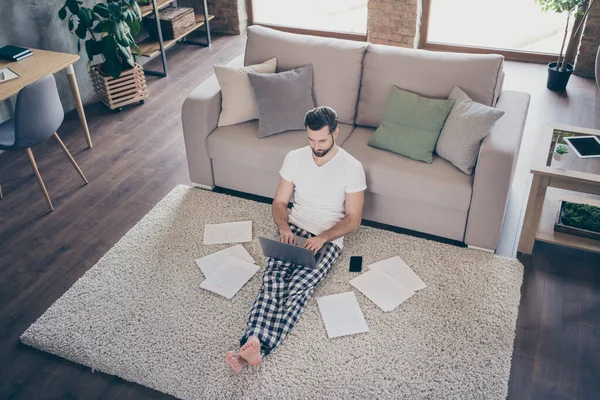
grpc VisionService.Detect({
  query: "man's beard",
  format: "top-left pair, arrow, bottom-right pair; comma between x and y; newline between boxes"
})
312,140 -> 335,158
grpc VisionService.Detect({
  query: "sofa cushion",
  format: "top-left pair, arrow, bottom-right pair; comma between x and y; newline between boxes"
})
248,64 -> 316,138
244,26 -> 367,126
368,86 -> 455,163
356,44 -> 504,128
207,121 -> 355,172
435,86 -> 505,175
214,57 -> 277,127
342,127 -> 473,211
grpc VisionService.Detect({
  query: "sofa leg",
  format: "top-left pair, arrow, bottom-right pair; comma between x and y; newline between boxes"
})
467,245 -> 495,254
192,182 -> 215,191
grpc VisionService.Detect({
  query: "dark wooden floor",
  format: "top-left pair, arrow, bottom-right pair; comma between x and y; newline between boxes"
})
0,31 -> 599,400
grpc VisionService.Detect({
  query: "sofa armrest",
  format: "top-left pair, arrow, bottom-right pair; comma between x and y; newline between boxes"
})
464,90 -> 531,251
181,74 -> 222,189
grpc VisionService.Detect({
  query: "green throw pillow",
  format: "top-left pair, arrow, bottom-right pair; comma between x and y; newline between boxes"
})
368,86 -> 455,163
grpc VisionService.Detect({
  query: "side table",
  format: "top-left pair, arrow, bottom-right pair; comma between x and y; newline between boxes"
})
518,124 -> 600,255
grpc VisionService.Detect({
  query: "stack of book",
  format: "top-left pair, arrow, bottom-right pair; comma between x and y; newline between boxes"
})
0,45 -> 33,62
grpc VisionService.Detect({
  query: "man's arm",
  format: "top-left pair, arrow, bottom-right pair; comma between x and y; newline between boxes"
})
272,177 -> 296,244
303,190 -> 365,253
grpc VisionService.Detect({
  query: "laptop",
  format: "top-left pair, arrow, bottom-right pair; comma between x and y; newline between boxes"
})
259,234 -> 326,269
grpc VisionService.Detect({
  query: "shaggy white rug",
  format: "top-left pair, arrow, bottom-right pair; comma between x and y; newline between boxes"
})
21,185 -> 524,399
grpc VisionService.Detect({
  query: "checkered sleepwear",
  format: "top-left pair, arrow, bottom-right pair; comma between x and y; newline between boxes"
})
239,223 -> 341,357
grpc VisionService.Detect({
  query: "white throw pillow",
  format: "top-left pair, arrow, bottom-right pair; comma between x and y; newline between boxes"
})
435,86 -> 505,175
213,58 -> 277,127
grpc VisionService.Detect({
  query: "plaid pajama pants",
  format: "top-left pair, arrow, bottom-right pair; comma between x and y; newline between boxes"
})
240,223 -> 341,358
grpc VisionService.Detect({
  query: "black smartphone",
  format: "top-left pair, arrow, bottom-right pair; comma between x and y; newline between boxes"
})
349,256 -> 363,272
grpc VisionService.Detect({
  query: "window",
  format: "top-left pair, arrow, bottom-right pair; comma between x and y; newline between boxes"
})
426,0 -> 570,54
251,0 -> 368,35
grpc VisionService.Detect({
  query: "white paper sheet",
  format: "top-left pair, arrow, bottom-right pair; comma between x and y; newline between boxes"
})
0,68 -> 19,82
203,221 -> 252,245
195,244 -> 255,277
368,256 -> 427,292
316,292 -> 369,339
349,269 -> 415,312
199,257 -> 259,299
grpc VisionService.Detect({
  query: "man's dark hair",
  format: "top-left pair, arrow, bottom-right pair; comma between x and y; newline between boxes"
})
304,106 -> 338,135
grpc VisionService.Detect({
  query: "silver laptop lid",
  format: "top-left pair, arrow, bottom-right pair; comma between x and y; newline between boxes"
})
259,235 -> 325,269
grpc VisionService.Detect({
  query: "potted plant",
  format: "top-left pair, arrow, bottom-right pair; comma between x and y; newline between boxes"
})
554,144 -> 569,161
536,0 -> 597,91
59,0 -> 149,111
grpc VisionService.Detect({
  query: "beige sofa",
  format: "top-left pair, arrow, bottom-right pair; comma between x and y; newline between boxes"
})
181,26 -> 530,252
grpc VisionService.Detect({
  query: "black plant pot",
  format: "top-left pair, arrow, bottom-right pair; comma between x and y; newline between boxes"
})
546,61 -> 574,91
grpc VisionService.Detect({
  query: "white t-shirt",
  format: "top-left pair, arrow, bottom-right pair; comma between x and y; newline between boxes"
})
279,146 -> 367,249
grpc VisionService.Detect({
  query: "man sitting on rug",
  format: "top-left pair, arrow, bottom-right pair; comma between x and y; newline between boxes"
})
226,106 -> 367,373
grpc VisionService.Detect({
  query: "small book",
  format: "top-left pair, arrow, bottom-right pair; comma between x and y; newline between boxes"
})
0,45 -> 32,61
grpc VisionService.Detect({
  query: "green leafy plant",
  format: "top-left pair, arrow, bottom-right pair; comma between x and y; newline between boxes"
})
58,0 -> 147,78
553,129 -> 575,143
555,145 -> 569,154
535,0 -> 596,71
561,202 -> 600,232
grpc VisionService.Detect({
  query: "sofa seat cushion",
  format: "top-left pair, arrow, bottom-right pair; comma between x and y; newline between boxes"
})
341,127 -> 474,211
244,26 -> 367,126
207,121 -> 355,172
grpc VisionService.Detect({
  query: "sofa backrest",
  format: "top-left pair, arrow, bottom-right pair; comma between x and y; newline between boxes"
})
244,26 -> 368,126
356,44 -> 504,128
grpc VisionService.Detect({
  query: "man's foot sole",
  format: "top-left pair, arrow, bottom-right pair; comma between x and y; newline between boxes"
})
240,336 -> 262,366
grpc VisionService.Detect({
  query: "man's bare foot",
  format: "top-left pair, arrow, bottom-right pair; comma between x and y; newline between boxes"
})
226,351 -> 248,374
239,336 -> 262,366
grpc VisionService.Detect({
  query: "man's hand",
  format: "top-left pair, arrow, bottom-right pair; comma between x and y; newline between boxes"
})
303,235 -> 326,254
279,228 -> 296,245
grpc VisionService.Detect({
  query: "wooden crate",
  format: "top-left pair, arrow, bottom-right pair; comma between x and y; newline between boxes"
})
145,7 -> 195,40
89,63 -> 148,110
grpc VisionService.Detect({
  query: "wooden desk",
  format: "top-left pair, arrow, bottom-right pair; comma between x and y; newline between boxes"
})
0,49 -> 92,148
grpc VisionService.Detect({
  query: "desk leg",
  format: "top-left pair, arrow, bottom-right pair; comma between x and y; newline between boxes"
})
518,174 -> 550,255
66,65 -> 92,149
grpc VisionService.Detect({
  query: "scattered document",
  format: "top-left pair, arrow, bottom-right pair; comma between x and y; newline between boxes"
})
199,257 -> 259,299
195,244 -> 255,277
203,221 -> 252,245
317,292 -> 369,339
349,269 -> 415,312
368,256 -> 427,292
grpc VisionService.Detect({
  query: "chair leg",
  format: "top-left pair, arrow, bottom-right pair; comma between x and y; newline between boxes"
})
0,183 -> 3,199
25,148 -> 54,211
53,133 -> 88,184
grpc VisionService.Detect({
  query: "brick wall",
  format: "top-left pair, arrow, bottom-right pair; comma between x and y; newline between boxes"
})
180,0 -> 248,34
367,0 -> 420,48
574,3 -> 600,78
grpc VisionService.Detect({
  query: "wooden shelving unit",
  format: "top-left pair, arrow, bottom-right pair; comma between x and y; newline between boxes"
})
139,0 -> 176,17
135,0 -> 213,77
137,14 -> 215,58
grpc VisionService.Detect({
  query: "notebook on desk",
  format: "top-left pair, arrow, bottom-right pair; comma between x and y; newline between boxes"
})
0,45 -> 32,61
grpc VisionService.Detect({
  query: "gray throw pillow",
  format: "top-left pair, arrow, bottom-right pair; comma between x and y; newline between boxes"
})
248,64 -> 315,138
435,86 -> 505,175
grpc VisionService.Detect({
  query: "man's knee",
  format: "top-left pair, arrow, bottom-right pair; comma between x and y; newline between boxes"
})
288,273 -> 319,295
